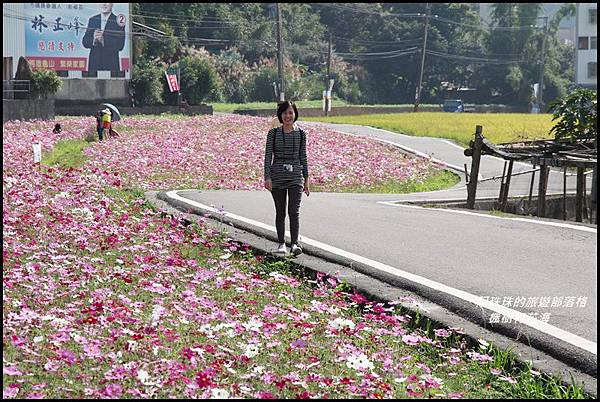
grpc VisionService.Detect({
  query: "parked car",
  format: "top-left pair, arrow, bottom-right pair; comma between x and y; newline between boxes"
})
442,99 -> 464,112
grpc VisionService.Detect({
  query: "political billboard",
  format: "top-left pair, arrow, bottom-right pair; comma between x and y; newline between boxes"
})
24,3 -> 130,72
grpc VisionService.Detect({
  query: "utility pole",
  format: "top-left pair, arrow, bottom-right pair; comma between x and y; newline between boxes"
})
414,3 -> 431,112
325,31 -> 332,116
537,16 -> 548,112
276,3 -> 285,101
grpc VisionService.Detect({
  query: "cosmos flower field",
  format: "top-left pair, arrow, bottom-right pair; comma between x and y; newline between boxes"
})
2,115 -> 569,398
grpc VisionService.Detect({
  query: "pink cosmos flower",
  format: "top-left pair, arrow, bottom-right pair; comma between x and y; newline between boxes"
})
256,391 -> 277,399
402,334 -> 421,346
499,376 -> 517,384
104,384 -> 123,398
195,369 -> 216,388
434,328 -> 450,337
3,366 -> 22,376
3,384 -> 19,398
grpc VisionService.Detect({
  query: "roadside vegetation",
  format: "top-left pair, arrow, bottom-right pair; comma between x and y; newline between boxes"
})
304,113 -> 555,147
3,116 -> 592,398
211,100 -> 440,113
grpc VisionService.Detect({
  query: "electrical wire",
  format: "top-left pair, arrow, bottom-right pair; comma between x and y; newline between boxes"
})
425,49 -> 526,64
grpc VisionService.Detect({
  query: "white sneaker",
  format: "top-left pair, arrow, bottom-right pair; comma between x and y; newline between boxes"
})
276,243 -> 287,254
291,243 -> 303,256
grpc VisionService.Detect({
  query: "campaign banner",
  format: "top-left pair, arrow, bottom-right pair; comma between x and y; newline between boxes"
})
24,3 -> 130,72
165,71 -> 179,92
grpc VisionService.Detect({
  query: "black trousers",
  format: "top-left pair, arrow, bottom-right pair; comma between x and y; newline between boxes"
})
271,185 -> 303,244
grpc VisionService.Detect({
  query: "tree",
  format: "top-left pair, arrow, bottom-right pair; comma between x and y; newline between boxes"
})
30,69 -> 62,99
179,54 -> 222,104
549,88 -> 597,142
486,3 -> 542,106
131,60 -> 164,106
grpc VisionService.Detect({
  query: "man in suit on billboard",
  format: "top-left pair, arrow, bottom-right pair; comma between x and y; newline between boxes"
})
82,3 -> 126,72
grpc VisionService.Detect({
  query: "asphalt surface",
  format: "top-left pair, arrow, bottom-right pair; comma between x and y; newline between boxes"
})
157,120 -> 597,383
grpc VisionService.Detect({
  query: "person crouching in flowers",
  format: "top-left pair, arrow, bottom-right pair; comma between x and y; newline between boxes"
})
264,100 -> 310,256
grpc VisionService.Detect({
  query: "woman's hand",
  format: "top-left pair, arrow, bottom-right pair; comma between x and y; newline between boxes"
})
264,179 -> 272,191
303,179 -> 310,196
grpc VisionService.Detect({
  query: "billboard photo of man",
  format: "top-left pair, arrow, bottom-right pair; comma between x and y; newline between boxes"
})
82,3 -> 125,72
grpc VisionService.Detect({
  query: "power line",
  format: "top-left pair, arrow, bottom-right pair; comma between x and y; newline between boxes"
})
430,14 -> 539,31
3,12 -> 235,47
334,46 -> 420,56
311,3 -> 544,32
425,49 -> 525,64
335,48 -> 419,61
311,3 -> 424,18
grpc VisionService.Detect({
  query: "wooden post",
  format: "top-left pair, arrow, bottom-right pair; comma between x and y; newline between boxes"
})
467,125 -> 484,209
537,163 -> 548,217
501,160 -> 514,212
583,170 -> 589,222
498,160 -> 508,205
576,167 -> 584,222
563,167 -> 567,221
592,166 -> 597,224
463,163 -> 469,183
529,163 -> 536,204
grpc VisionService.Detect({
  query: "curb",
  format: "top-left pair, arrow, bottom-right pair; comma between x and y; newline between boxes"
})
148,190 -> 597,396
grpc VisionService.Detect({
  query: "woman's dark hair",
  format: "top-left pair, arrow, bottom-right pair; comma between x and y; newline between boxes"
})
276,100 -> 299,123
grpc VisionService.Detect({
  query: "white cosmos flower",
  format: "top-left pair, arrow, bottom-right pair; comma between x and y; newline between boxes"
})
244,344 -> 260,358
210,389 -> 230,399
150,305 -> 166,327
243,318 -> 263,332
137,369 -> 153,385
329,317 -> 356,330
346,353 -> 374,371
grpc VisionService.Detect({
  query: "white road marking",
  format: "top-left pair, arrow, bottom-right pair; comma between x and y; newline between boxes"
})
165,190 -> 597,355
378,201 -> 597,234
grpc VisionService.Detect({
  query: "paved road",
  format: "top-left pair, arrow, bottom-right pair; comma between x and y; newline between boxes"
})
301,121 -> 594,202
162,119 -> 597,375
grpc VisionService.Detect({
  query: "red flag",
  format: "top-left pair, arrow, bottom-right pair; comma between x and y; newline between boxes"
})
165,71 -> 179,92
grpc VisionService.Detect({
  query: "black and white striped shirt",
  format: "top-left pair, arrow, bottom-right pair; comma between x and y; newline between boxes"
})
264,126 -> 309,189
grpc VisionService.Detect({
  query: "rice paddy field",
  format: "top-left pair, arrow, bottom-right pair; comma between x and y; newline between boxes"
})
304,113 -> 555,147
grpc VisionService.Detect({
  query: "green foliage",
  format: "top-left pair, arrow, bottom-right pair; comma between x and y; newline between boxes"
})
248,61 -> 279,102
30,69 -> 62,99
214,48 -> 252,103
131,3 -> 575,107
549,88 -> 597,142
131,60 -> 164,106
41,139 -> 89,169
180,55 -> 222,104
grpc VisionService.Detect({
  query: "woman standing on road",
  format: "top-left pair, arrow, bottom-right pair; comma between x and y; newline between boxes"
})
264,101 -> 310,256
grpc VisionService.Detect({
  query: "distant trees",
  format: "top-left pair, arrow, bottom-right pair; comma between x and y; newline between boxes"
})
130,3 -> 575,106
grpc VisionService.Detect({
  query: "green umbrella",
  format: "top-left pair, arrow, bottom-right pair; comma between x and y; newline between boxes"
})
100,103 -> 121,122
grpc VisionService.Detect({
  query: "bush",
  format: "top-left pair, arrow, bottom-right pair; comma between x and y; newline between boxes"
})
30,68 -> 62,99
214,49 -> 252,103
248,63 -> 279,102
549,88 -> 597,143
287,73 -> 324,101
131,60 -> 164,106
180,55 -> 222,104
